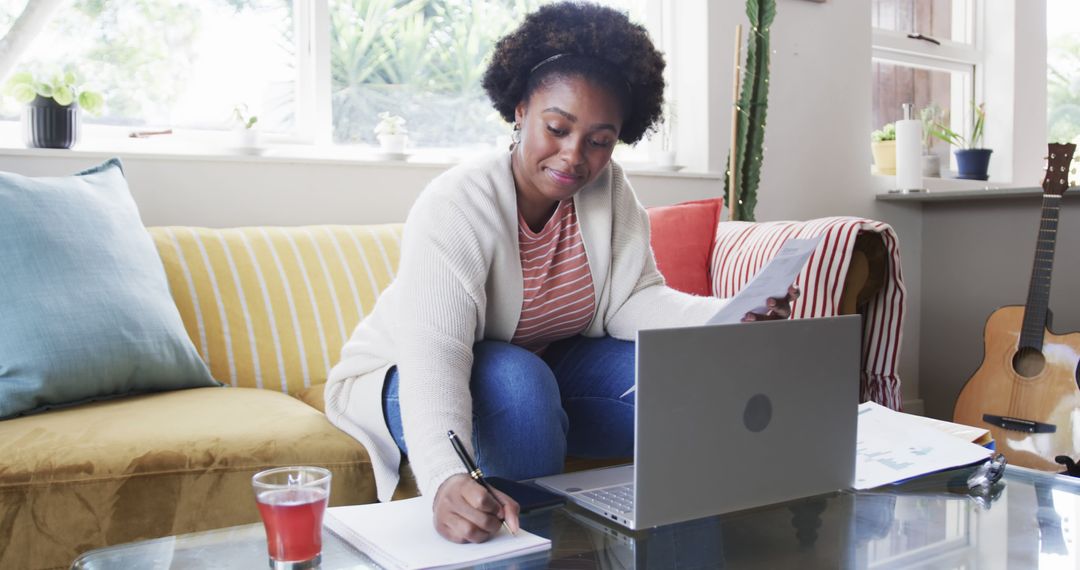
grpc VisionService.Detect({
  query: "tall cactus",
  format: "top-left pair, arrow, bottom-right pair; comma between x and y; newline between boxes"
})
724,0 -> 775,222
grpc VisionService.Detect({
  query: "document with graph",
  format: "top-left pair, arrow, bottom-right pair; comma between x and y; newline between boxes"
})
854,402 -> 993,490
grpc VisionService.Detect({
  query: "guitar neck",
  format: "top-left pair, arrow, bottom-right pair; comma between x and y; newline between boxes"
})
1019,194 -> 1062,350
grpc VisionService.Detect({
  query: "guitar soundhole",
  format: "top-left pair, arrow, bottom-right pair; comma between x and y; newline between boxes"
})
1013,347 -> 1046,378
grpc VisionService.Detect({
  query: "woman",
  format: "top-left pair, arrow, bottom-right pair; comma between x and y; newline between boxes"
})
325,1 -> 795,544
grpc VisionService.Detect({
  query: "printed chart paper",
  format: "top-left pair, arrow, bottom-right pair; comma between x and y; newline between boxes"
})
854,402 -> 992,490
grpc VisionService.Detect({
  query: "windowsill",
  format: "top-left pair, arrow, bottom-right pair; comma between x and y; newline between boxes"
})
0,123 -> 722,180
876,185 -> 1079,202
869,172 -> 1032,197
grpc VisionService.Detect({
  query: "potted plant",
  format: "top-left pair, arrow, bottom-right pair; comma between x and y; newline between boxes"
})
928,103 -> 991,181
374,112 -> 408,155
919,105 -> 943,177
3,69 -> 104,149
230,103 -> 260,151
871,123 -> 897,175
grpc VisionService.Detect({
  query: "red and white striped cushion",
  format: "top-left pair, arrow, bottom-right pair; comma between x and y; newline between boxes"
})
709,217 -> 906,410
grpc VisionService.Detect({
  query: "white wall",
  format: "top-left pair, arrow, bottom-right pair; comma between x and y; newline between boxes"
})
0,150 -> 724,226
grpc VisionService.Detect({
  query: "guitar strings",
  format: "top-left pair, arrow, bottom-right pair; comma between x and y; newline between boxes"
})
1012,193 -> 1058,417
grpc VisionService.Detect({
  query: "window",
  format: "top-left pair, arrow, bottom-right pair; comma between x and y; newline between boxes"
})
2,0 -> 661,154
0,0 -> 297,133
328,0 -> 653,150
871,0 -> 979,172
1047,0 -> 1080,147
328,0 -> 542,148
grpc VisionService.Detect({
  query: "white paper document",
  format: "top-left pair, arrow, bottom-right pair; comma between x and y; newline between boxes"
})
706,236 -> 823,326
618,236 -> 823,399
324,496 -> 551,569
854,402 -> 993,490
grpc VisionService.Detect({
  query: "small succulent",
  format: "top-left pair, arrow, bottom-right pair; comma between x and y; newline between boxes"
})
871,123 -> 896,143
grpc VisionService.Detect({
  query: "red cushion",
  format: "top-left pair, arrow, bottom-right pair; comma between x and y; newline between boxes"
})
647,198 -> 721,296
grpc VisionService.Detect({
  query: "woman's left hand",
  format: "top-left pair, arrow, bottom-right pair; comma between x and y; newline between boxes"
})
741,285 -> 800,322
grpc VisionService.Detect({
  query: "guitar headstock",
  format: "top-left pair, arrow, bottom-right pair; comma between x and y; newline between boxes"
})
1044,143 -> 1076,196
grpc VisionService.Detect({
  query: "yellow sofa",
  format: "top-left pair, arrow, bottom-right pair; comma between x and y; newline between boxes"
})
0,224 -> 417,569
0,217 -> 888,569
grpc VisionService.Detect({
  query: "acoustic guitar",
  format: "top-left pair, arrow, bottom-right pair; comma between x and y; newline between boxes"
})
953,143 -> 1080,472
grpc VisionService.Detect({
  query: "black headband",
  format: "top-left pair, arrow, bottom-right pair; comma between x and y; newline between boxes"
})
528,53 -> 632,95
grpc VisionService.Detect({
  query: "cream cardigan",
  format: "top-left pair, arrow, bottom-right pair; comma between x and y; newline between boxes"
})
325,151 -> 729,502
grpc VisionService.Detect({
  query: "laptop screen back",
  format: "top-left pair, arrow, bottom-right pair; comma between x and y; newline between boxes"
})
633,316 -> 860,528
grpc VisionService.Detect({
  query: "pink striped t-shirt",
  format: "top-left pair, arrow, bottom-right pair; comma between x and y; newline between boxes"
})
511,199 -> 596,353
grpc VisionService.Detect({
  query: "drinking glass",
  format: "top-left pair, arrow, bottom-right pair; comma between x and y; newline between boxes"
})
252,466 -> 332,569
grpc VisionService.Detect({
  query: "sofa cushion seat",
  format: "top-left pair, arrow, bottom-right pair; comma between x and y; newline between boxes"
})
0,387 -> 375,569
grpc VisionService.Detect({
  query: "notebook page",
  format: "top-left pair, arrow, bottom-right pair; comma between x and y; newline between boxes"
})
324,496 -> 551,570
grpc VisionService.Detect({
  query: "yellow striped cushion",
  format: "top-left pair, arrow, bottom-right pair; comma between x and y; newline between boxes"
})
149,225 -> 403,395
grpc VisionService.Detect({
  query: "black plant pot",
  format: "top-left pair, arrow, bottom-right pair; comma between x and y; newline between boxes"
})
24,95 -> 80,149
954,148 -> 992,181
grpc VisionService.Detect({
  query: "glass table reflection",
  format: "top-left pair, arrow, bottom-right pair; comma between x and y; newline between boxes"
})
72,465 -> 1079,569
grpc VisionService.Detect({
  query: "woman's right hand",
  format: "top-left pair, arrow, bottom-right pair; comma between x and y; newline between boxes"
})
433,473 -> 521,543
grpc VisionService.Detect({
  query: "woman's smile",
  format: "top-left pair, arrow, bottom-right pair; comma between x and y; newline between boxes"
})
545,167 -> 583,187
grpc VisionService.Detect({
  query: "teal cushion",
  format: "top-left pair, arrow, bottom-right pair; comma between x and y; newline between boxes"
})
0,159 -> 219,419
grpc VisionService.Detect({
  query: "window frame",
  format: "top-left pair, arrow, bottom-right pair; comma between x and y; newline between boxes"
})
870,0 -> 985,164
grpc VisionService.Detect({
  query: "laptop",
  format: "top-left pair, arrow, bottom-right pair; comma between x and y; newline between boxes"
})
534,316 -> 860,530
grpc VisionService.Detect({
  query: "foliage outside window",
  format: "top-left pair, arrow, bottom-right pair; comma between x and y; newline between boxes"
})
0,0 -> 295,132
2,0 -> 654,153
330,0 -> 538,148
329,0 -> 649,149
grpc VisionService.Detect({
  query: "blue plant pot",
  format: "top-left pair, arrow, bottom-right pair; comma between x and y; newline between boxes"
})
954,148 -> 992,181
23,95 -> 79,149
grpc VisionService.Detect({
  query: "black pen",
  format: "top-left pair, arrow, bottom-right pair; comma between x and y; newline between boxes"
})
447,430 -> 515,535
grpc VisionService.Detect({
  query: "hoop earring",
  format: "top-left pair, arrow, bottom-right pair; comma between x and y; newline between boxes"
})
509,123 -> 521,151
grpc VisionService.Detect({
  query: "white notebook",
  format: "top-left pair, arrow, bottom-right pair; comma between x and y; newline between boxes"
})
324,496 -> 551,569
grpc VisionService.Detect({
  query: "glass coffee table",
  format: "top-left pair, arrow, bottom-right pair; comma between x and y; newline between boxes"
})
72,465 -> 1079,569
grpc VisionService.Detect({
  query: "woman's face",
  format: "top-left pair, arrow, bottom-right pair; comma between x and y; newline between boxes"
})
512,75 -> 623,208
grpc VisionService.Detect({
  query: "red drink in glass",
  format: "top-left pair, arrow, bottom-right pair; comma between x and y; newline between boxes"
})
256,487 -> 329,562
252,466 -> 332,567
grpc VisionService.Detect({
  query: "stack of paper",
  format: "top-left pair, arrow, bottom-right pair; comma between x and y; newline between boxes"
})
854,402 -> 993,490
899,409 -> 993,447
324,496 -> 551,569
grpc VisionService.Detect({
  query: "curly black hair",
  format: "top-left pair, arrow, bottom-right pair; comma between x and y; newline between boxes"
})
482,1 -> 666,145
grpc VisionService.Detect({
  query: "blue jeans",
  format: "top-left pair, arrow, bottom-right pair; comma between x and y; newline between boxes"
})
382,336 -> 635,481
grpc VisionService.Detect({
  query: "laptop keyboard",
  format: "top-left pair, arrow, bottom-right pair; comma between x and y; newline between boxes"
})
581,483 -> 635,515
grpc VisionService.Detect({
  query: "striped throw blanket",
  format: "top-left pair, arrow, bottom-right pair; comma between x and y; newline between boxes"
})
709,217 -> 906,410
